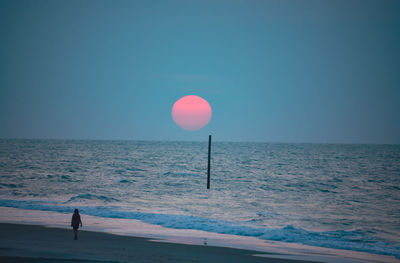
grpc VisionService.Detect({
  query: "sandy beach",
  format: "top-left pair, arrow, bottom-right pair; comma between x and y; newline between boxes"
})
0,223 -> 323,263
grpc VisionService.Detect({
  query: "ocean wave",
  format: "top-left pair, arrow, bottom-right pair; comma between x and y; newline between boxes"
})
0,199 -> 399,259
119,179 -> 134,183
0,183 -> 24,188
163,171 -> 199,177
66,194 -> 119,203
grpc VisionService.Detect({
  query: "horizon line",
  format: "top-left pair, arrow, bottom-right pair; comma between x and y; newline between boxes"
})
0,137 -> 399,146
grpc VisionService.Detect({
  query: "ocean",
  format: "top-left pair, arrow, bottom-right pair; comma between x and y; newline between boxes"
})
0,139 -> 399,259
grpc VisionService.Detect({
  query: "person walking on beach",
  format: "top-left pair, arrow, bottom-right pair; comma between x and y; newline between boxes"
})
71,208 -> 82,240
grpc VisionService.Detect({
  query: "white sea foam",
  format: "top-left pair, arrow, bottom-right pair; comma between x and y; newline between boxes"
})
0,198 -> 399,259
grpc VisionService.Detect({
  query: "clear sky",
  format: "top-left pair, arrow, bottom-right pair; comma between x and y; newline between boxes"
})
1,0 -> 399,143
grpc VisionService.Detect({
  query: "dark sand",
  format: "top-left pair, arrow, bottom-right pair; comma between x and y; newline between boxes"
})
0,223 -> 320,263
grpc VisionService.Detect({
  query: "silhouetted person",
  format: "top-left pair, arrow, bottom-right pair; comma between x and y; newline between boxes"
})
71,208 -> 82,240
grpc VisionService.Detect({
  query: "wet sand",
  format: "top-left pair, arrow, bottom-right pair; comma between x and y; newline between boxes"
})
0,223 -> 319,263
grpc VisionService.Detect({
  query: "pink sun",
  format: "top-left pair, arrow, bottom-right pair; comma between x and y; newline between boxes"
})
172,95 -> 212,131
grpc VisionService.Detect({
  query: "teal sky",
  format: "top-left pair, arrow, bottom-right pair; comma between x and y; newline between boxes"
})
1,0 -> 399,143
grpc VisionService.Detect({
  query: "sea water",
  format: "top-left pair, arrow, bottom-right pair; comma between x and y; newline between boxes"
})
0,139 -> 399,259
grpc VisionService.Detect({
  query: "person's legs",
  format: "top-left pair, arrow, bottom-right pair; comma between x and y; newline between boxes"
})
73,227 -> 78,240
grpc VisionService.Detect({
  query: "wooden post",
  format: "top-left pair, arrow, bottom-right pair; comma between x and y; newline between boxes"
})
207,135 -> 211,189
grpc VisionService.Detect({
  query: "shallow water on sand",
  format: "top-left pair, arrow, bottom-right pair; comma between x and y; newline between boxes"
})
0,139 -> 399,258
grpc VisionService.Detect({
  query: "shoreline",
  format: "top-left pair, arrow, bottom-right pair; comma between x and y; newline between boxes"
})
0,222 -> 320,263
0,207 -> 399,263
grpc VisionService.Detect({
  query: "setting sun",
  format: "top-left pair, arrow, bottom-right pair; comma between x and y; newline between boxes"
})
172,95 -> 212,131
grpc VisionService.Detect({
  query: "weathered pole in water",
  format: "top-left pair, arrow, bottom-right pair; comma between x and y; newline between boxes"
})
207,135 -> 211,189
